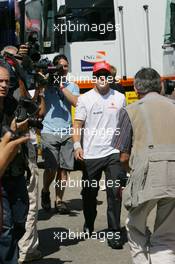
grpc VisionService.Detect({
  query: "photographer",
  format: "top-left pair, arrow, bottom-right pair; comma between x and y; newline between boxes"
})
0,65 -> 29,264
0,132 -> 29,179
41,54 -> 80,214
0,131 -> 29,234
16,44 -> 45,263
0,45 -> 45,263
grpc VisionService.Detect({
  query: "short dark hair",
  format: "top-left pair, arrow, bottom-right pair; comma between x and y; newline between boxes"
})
53,54 -> 68,66
134,68 -> 161,94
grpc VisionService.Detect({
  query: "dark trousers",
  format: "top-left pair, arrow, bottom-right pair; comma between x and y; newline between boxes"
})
0,176 -> 29,264
82,153 -> 126,232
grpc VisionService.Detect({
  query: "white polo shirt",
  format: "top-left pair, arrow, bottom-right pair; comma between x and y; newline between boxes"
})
75,88 -> 126,159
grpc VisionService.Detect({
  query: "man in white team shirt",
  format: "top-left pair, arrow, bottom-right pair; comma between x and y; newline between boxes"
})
73,61 -> 126,249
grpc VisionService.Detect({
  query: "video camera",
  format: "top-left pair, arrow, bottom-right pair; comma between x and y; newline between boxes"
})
20,32 -> 64,85
22,56 -> 64,86
27,31 -> 41,62
35,58 -> 64,86
0,52 -> 43,129
164,80 -> 175,95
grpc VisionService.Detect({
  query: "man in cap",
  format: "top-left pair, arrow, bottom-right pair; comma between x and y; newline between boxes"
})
72,61 -> 126,249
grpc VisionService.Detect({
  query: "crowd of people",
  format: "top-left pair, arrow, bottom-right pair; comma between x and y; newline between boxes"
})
0,43 -> 175,264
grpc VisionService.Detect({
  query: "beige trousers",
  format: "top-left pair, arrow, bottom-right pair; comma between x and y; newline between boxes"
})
18,143 -> 39,260
126,198 -> 175,264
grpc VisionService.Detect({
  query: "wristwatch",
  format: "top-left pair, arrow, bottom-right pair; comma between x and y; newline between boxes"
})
73,141 -> 81,150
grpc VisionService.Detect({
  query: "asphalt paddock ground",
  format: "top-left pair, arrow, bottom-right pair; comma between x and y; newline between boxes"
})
35,163 -> 132,264
36,162 -> 156,264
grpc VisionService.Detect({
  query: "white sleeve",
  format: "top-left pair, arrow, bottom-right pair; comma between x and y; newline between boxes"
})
75,95 -> 87,121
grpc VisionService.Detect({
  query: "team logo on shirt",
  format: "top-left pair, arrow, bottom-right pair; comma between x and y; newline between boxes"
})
108,102 -> 117,109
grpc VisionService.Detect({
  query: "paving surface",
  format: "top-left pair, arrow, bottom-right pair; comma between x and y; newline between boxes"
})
35,163 -> 155,264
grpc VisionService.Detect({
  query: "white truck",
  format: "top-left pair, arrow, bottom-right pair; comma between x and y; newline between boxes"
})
25,0 -> 175,92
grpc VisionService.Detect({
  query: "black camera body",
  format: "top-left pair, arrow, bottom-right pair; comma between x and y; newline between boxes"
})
0,53 -> 43,130
15,97 -> 43,130
27,32 -> 41,62
33,58 -> 64,86
164,80 -> 175,95
22,56 -> 64,86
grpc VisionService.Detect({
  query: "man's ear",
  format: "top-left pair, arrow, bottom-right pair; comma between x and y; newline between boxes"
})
134,86 -> 138,95
160,81 -> 165,95
134,86 -> 142,99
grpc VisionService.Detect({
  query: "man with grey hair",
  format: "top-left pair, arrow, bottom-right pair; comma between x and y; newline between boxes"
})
1,45 -> 18,56
112,67 -> 175,263
0,45 -> 20,96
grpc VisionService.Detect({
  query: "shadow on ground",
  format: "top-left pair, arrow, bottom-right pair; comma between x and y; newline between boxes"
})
38,227 -> 84,257
38,209 -> 55,221
38,199 -> 83,220
34,258 -> 72,264
67,199 -> 82,211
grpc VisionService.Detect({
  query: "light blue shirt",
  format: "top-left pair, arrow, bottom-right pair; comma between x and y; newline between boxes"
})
42,82 -> 79,135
